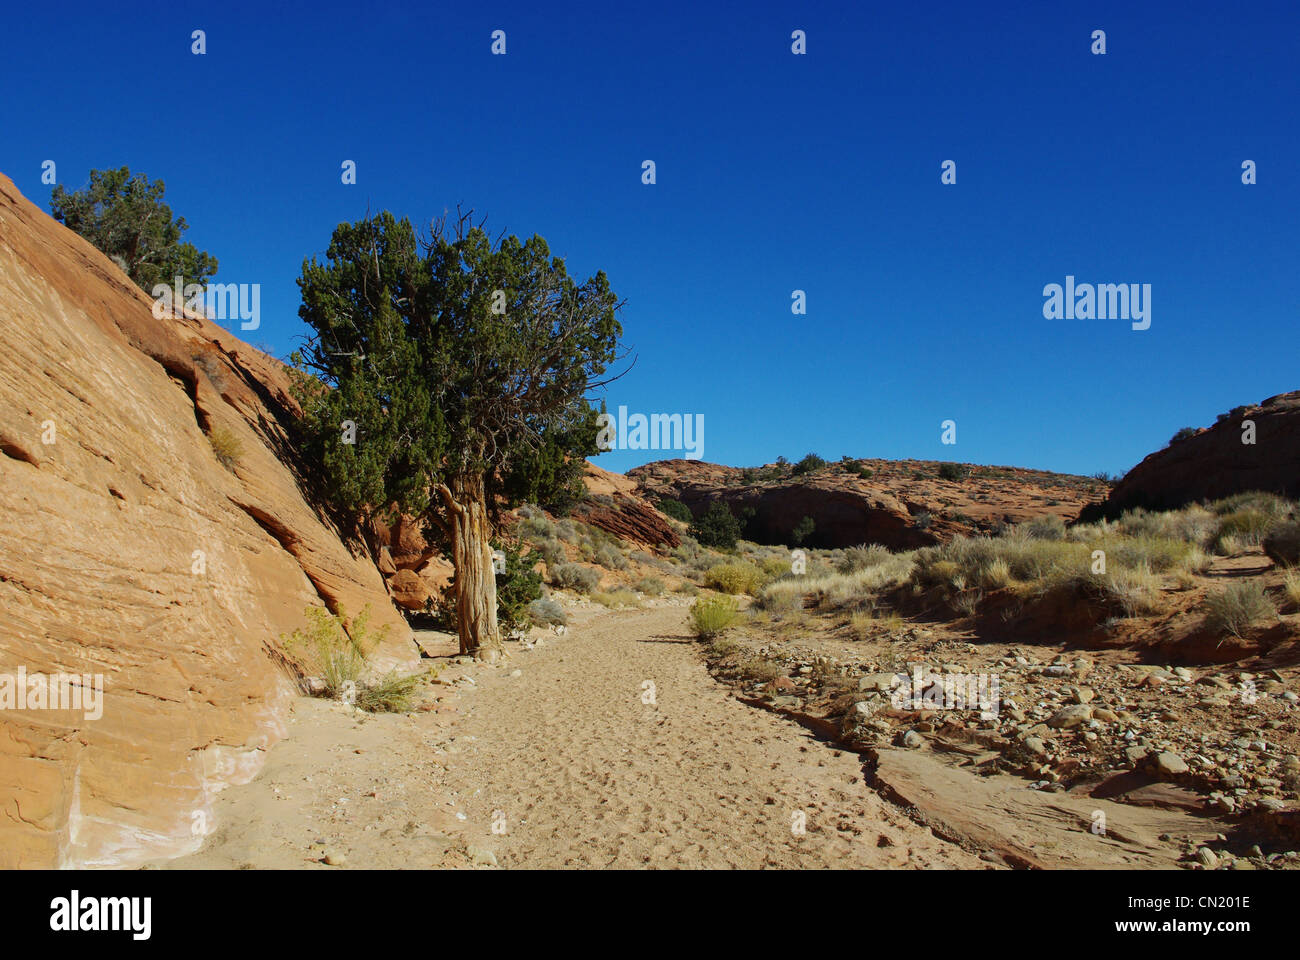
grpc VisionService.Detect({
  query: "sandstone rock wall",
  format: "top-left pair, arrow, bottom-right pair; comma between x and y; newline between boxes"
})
0,173 -> 418,868
1095,393 -> 1300,516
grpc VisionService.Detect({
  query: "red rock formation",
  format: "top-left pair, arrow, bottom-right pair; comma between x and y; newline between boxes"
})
578,462 -> 680,548
629,458 -> 1100,549
0,173 -> 419,868
1091,393 -> 1300,516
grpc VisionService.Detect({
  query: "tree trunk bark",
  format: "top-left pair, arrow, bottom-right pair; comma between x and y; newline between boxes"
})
440,472 -> 504,663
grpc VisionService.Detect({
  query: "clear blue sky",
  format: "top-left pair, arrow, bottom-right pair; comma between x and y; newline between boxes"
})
3,0 -> 1297,477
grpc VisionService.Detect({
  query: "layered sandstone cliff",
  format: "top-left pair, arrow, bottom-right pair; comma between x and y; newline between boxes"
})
0,173 -> 419,868
1091,392 -> 1300,516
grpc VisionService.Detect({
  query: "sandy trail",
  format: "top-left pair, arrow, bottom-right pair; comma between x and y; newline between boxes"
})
439,605 -> 980,868
156,604 -> 981,869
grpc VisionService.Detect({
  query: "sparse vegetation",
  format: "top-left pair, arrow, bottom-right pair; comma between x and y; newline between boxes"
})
705,562 -> 767,596
592,589 -> 640,608
633,576 -> 665,596
657,498 -> 692,522
1204,581 -> 1275,638
690,501 -> 743,550
690,594 -> 739,639
282,605 -> 421,712
528,597 -> 567,626
552,563 -> 600,594
208,426 -> 243,471
791,452 -> 827,476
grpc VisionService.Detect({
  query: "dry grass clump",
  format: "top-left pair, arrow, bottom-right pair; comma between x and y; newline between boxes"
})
592,589 -> 640,608
1282,569 -> 1300,611
759,551 -> 914,611
282,605 -> 422,712
705,561 -> 767,595
208,425 -> 243,471
1204,581 -> 1275,637
690,594 -> 739,639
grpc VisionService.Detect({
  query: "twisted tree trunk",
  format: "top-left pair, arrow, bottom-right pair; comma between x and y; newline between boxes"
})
439,472 -> 503,662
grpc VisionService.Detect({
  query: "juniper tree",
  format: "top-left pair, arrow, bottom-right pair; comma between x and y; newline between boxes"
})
291,210 -> 622,660
50,167 -> 217,292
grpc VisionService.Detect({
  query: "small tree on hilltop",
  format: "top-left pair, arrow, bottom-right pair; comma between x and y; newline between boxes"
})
291,210 -> 623,661
50,167 -> 217,293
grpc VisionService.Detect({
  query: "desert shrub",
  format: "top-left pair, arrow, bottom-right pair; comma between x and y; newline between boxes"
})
670,536 -> 702,562
282,605 -> 421,711
952,588 -> 983,617
1099,535 -> 1200,573
208,426 -> 243,471
552,563 -> 600,593
1209,491 -> 1294,519
761,554 -> 794,579
1204,581 -> 1275,637
690,594 -> 739,639
691,502 -> 743,550
857,466 -> 874,479
554,519 -> 579,543
838,544 -> 892,574
791,515 -> 815,545
494,541 -> 543,634
937,462 -> 971,481
633,576 -> 665,596
739,655 -> 784,684
913,511 -> 932,531
594,543 -> 628,570
1281,569 -> 1300,611
532,537 -> 567,569
791,452 -> 827,476
761,553 -> 915,611
283,605 -> 373,697
592,589 -> 639,608
657,498 -> 693,523
517,514 -> 557,541
705,562 -> 766,595
1022,515 -> 1066,540
528,597 -> 567,626
673,579 -> 700,596
1103,566 -> 1166,617
1214,509 -> 1274,552
1115,505 -> 1218,547
353,671 -> 424,712
1169,426 -> 1198,445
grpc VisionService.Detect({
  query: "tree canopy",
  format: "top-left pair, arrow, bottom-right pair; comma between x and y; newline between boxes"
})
291,210 -> 623,658
50,167 -> 218,292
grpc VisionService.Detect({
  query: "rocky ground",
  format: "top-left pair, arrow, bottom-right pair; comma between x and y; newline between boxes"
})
708,602 -> 1300,870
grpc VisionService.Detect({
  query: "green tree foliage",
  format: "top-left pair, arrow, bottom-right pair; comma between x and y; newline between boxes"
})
791,452 -> 826,476
49,167 -> 217,293
691,501 -> 743,550
791,515 -> 815,544
493,540 -> 543,635
657,498 -> 693,522
290,210 -> 622,659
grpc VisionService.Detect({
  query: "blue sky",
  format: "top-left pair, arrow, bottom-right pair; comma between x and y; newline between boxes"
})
3,0 -> 1297,477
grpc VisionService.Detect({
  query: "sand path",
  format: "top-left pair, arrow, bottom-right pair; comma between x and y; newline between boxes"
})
155,604 -> 981,869
439,604 -> 980,868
